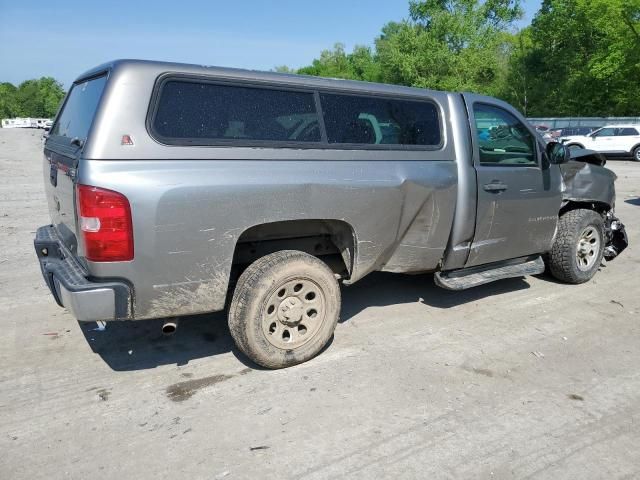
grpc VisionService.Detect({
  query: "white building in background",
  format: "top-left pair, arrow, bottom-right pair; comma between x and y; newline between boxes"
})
1,118 -> 51,129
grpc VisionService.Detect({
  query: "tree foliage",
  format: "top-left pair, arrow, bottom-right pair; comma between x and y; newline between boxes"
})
0,83 -> 19,119
0,77 -> 65,119
287,0 -> 640,117
375,0 -> 520,95
505,0 -> 640,116
294,1 -> 522,96
296,43 -> 381,82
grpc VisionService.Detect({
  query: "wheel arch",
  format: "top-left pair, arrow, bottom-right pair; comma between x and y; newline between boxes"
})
231,219 -> 357,280
560,200 -> 611,217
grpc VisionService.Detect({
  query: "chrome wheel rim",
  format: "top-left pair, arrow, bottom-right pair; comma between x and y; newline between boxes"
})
262,278 -> 326,349
635,149 -> 640,161
576,226 -> 600,271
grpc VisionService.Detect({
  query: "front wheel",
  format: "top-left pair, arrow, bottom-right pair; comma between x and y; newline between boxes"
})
548,209 -> 605,284
228,250 -> 341,369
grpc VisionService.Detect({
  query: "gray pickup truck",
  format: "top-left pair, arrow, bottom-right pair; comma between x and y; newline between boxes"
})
34,60 -> 627,368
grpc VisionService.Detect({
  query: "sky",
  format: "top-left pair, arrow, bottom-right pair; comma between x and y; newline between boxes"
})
0,0 -> 543,88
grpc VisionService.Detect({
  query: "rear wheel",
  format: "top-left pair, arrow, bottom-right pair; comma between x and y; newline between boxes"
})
548,209 -> 605,284
632,146 -> 640,162
228,250 -> 340,369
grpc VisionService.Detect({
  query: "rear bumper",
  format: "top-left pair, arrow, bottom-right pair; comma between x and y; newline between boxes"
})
34,225 -> 132,321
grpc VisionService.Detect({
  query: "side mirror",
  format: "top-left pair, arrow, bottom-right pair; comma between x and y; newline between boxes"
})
546,141 -> 570,164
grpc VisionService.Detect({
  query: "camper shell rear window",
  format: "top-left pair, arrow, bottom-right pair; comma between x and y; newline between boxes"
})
148,75 -> 443,150
51,74 -> 108,141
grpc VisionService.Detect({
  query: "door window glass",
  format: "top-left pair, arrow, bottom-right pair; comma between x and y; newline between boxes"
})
593,127 -> 617,137
473,104 -> 536,166
618,128 -> 639,136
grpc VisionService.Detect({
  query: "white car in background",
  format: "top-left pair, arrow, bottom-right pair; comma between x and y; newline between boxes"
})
562,125 -> 640,161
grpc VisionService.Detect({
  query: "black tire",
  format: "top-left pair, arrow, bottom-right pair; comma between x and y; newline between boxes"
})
632,146 -> 640,162
548,209 -> 605,284
228,250 -> 340,369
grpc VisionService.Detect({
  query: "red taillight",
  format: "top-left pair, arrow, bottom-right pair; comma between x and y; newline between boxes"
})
77,184 -> 134,262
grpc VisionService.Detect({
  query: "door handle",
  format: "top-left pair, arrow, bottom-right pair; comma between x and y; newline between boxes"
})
483,181 -> 508,193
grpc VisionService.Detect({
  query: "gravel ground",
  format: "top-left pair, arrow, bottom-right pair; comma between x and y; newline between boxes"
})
1,128 -> 639,479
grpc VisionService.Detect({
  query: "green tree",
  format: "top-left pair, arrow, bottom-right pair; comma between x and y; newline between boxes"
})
0,82 -> 19,118
296,43 -> 381,82
272,65 -> 297,74
499,28 -> 534,115
514,0 -> 640,116
375,0 -> 522,94
297,1 -> 522,97
347,45 -> 382,82
14,77 -> 65,118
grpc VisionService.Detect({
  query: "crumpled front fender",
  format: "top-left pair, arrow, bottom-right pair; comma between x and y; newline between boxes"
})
559,160 -> 617,208
558,155 -> 628,260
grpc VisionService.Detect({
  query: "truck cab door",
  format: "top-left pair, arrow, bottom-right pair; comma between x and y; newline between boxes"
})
464,95 -> 562,267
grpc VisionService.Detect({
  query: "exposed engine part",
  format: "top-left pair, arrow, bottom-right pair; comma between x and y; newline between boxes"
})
603,211 -> 628,261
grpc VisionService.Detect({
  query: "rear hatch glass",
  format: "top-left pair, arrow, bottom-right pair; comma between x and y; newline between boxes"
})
44,74 -> 107,253
51,74 -> 107,141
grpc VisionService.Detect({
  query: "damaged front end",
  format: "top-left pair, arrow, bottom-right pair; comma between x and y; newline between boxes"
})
603,211 -> 628,260
560,151 -> 628,261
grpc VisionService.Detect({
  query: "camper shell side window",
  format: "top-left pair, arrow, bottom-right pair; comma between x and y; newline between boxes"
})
147,74 -> 444,151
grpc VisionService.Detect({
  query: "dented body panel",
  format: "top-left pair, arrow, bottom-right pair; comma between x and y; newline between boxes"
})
34,60 -> 624,322
81,158 -> 458,318
559,161 -> 617,207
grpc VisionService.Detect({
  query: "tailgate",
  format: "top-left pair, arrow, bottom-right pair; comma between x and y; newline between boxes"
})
43,74 -> 108,252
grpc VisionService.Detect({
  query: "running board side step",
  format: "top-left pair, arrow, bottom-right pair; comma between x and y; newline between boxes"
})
434,256 -> 545,291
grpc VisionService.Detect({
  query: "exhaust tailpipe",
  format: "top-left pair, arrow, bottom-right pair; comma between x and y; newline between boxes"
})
162,319 -> 178,336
